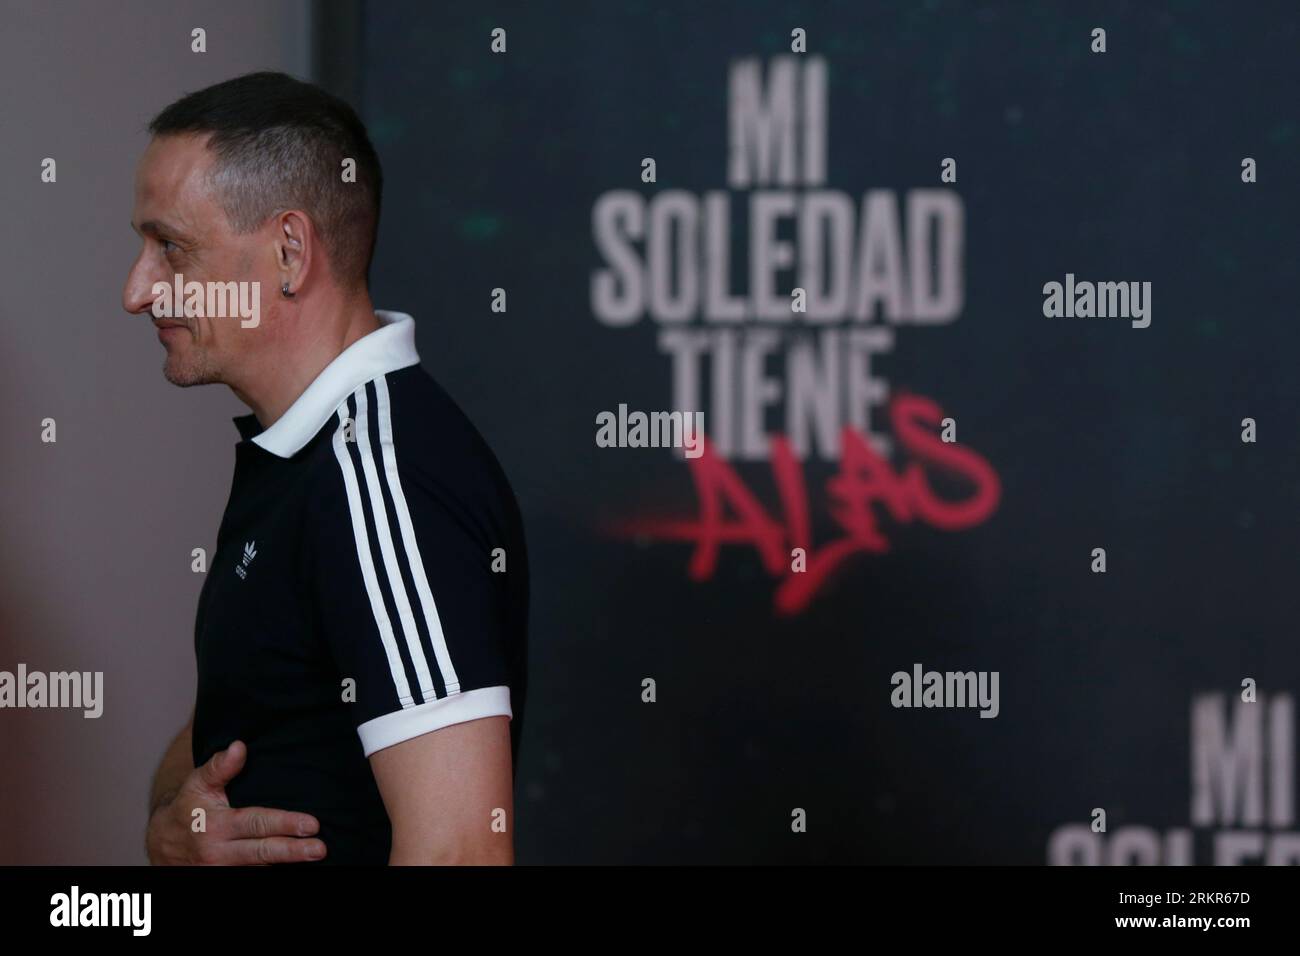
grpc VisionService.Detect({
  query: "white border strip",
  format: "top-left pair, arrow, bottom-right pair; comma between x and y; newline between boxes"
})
358,685 -> 512,757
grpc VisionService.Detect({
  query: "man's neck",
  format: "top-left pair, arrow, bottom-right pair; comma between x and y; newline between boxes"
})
233,294 -> 381,429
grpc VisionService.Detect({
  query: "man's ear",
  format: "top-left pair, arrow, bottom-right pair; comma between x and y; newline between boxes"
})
276,210 -> 312,297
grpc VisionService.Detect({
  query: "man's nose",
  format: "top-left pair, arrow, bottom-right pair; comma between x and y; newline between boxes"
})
122,256 -> 162,315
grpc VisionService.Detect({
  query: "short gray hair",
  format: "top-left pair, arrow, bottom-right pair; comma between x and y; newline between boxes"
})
149,71 -> 382,286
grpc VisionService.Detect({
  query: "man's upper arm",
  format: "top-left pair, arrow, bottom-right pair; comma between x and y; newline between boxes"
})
307,390 -> 522,860
369,714 -> 513,865
310,393 -> 518,749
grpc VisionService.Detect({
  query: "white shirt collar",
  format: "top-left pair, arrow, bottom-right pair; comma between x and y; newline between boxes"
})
250,309 -> 420,458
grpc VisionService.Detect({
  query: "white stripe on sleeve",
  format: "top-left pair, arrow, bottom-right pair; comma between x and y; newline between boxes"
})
374,373 -> 462,694
352,384 -> 437,703
331,404 -> 415,706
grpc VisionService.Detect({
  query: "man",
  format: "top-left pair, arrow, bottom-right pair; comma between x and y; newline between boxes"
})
125,72 -> 529,865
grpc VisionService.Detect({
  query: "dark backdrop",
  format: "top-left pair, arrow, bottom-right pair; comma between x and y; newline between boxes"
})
339,0 -> 1299,863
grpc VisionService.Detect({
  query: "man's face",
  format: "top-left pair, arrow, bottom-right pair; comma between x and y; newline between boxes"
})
123,133 -> 269,386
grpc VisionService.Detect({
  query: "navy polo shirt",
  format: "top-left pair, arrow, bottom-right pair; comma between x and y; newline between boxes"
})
191,310 -> 529,865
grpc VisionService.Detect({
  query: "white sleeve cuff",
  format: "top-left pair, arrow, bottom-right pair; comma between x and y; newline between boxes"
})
357,685 -> 512,757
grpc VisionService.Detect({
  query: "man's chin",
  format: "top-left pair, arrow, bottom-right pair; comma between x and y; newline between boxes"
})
162,356 -> 219,387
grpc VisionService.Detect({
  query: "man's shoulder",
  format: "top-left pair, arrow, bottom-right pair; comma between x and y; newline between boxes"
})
381,365 -> 488,452
301,364 -> 523,538
379,364 -> 516,500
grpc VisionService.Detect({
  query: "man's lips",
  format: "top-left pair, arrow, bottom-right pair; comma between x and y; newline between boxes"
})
155,320 -> 189,342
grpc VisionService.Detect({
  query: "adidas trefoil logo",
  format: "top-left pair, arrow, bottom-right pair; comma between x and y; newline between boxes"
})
235,540 -> 257,580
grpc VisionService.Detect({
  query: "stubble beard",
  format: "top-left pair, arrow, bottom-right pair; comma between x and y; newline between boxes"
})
162,343 -> 222,387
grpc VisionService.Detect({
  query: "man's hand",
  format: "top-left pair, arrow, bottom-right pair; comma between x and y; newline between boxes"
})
145,740 -> 327,865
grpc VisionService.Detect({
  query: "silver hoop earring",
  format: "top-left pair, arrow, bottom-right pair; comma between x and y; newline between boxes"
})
281,282 -> 295,298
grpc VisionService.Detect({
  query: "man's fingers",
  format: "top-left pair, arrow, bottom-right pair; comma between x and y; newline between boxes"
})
195,740 -> 246,791
228,836 -> 327,866
226,806 -> 320,840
